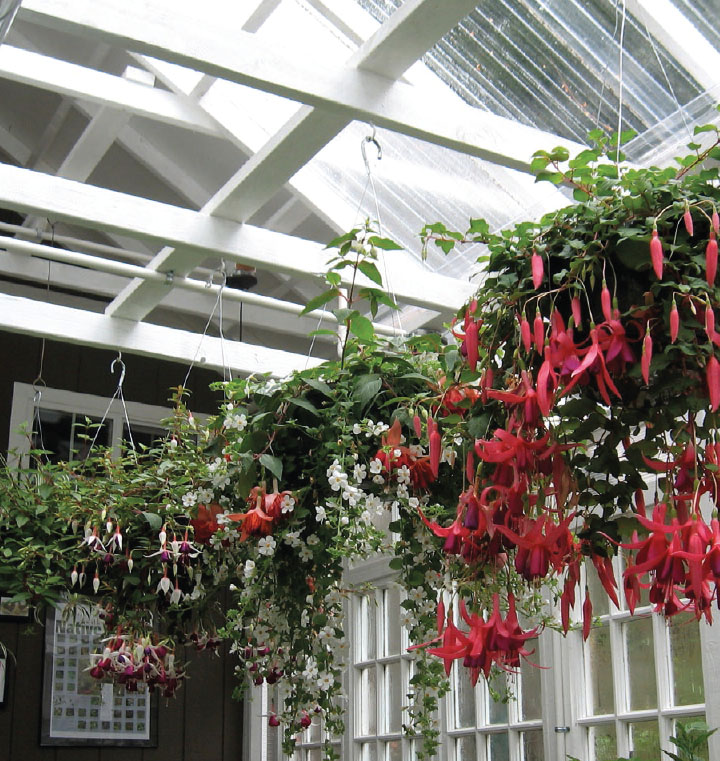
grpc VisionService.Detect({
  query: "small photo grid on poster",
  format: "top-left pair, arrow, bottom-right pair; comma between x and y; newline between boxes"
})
49,607 -> 150,741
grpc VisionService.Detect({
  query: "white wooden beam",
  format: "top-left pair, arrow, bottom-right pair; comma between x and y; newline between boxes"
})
0,292 -> 323,376
106,0 -> 480,320
0,164 -> 475,313
0,45 -> 223,136
0,249 -> 337,342
16,0 -> 581,172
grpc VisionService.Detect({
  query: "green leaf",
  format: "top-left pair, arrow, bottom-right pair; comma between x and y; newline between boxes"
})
573,188 -> 590,202
259,454 -> 283,481
693,124 -> 716,135
368,235 -> 403,251
388,557 -> 404,570
326,229 -> 360,249
143,511 -> 163,531
357,260 -> 384,285
289,396 -> 320,416
350,314 -> 375,342
303,378 -> 334,397
300,289 -> 337,316
15,514 -> 29,528
354,374 -> 382,405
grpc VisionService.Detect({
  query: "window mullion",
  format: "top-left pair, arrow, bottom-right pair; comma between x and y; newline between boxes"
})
609,615 -> 630,757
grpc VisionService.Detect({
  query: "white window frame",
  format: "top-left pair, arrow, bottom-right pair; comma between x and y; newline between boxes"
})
8,382 -> 174,461
560,557 -> 720,761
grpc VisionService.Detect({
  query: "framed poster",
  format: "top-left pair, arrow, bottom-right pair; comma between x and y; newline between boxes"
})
41,603 -> 157,746
0,596 -> 31,621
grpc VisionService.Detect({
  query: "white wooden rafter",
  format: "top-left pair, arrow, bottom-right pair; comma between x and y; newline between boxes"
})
0,45 -> 223,136
105,0 -> 482,322
0,164 -> 475,314
15,0 -> 583,172
0,292 -> 322,376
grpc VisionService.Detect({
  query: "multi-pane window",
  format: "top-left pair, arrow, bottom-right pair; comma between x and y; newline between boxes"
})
444,634 -> 545,761
565,556 -> 713,761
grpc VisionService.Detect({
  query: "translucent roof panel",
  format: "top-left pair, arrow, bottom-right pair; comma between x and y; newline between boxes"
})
357,0 -> 705,143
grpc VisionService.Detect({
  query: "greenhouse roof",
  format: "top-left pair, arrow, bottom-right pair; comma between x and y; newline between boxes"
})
0,0 -> 718,375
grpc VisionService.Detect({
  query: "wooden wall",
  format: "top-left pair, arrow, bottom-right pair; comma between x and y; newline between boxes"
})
0,331 -> 244,761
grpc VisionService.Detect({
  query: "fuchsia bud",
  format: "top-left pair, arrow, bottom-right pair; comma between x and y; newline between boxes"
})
601,282 -> 612,322
465,319 -> 479,371
684,204 -> 694,237
571,296 -> 582,327
650,229 -> 663,279
533,311 -> 544,352
706,303 -> 716,343
520,315 -> 531,353
707,356 -> 720,412
641,328 -> 652,386
413,414 -> 422,439
713,206 -> 720,237
531,251 -> 543,289
707,231 -> 718,287
670,301 -> 679,343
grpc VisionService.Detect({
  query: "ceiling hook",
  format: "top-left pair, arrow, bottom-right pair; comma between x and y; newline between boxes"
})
110,352 -> 126,389
361,127 -> 382,174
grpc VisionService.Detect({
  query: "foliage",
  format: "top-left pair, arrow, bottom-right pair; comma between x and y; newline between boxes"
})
664,720 -> 717,761
5,120 -> 720,760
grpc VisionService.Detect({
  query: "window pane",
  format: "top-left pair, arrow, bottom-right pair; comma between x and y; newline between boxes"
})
489,732 -> 509,760
381,739 -> 402,761
384,586 -> 402,657
625,617 -> 657,710
358,742 -> 377,761
308,751 -> 322,761
587,562 -> 610,617
455,734 -> 477,761
630,720 -> 660,760
590,724 -> 617,761
520,645 -> 542,720
488,674 -> 508,724
586,625 -> 614,715
454,667 -> 476,728
358,667 -> 377,735
358,595 -> 377,661
384,661 -> 402,733
669,616 -> 704,705
522,730 -> 544,760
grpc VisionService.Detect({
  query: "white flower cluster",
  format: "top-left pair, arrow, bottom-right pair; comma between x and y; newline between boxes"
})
223,404 -> 248,431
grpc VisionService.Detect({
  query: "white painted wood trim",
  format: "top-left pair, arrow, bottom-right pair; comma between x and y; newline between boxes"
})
0,293 -> 323,376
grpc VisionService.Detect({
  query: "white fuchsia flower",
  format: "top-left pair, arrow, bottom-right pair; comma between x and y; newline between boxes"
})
306,534 -> 320,546
299,545 -> 313,562
353,463 -> 367,482
317,672 -> 334,691
182,491 -> 197,507
396,465 -> 411,485
243,559 -> 256,578
408,587 -> 425,603
257,536 -> 276,556
280,494 -> 295,514
440,446 -> 456,466
315,505 -> 327,523
317,626 -> 334,643
352,423 -> 363,435
369,458 -> 383,474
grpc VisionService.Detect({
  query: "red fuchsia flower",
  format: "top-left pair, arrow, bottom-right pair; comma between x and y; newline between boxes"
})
571,295 -> 582,328
474,428 -> 557,473
601,282 -> 612,322
486,371 -> 543,429
428,417 -> 442,479
451,300 -> 481,371
533,311 -> 544,353
561,327 -> 621,405
591,554 -> 620,609
641,327 -> 653,385
440,384 -> 481,416
190,503 -> 223,543
373,419 -> 438,490
595,317 -> 638,377
418,503 -> 471,555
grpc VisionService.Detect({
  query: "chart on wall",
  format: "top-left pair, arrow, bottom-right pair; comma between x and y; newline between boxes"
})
41,603 -> 154,747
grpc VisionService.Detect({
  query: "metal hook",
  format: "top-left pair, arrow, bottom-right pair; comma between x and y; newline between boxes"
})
361,127 -> 382,174
32,375 -> 46,404
110,352 -> 126,389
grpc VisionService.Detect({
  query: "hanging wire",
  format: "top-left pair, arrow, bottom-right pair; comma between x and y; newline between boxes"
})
88,352 -> 137,461
640,16 -> 694,144
181,263 -> 231,392
356,125 -> 403,336
595,0 -> 620,132
615,0 -> 627,172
